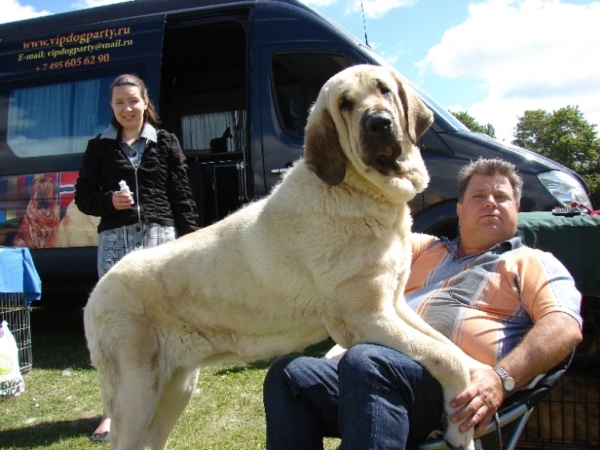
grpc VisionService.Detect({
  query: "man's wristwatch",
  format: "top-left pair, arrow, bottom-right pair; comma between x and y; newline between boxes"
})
493,366 -> 516,392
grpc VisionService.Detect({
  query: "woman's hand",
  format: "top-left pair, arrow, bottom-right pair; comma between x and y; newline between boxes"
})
112,191 -> 134,210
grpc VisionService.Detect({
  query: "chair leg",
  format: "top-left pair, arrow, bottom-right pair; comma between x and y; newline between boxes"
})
501,408 -> 534,450
478,407 -> 534,450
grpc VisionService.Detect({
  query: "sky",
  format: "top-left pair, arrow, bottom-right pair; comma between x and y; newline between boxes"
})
3,0 -> 599,142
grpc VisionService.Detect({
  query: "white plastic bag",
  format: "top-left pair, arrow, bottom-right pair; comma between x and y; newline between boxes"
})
0,320 -> 25,400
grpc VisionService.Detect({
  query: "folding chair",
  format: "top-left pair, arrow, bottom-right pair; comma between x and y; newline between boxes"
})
419,351 -> 573,450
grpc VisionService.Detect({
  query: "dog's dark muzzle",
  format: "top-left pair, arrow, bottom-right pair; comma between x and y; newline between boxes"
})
360,111 -> 403,175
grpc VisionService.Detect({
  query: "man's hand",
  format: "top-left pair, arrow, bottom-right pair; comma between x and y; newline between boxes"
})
449,367 -> 505,438
449,312 -> 581,438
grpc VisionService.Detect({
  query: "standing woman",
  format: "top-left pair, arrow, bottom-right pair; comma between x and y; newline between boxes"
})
75,74 -> 200,442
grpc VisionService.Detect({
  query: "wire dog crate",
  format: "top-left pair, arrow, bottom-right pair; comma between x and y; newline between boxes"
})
0,292 -> 32,374
516,297 -> 600,449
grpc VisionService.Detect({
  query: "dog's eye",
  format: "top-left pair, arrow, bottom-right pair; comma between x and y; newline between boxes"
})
339,95 -> 354,111
378,82 -> 391,96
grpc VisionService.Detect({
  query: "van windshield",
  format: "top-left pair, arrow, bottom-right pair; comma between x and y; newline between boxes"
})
7,76 -> 113,158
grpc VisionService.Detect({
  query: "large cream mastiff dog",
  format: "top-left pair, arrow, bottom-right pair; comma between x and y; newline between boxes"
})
84,65 -> 475,450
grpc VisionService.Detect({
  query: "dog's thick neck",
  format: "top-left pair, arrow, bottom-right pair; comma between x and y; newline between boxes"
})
341,159 -> 427,207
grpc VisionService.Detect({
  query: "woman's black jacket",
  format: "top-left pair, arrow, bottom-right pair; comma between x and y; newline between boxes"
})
75,130 -> 200,236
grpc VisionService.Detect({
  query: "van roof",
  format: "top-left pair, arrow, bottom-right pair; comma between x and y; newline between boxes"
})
0,0 -> 314,39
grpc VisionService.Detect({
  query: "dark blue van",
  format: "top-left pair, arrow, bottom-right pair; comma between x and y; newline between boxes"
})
0,0 -> 592,305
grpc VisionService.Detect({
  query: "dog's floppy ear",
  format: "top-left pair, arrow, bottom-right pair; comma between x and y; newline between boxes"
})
394,73 -> 433,145
304,107 -> 347,186
27,179 -> 37,195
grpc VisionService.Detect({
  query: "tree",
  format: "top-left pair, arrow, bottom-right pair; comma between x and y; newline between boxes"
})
449,111 -> 496,138
511,109 -> 548,152
512,106 -> 600,207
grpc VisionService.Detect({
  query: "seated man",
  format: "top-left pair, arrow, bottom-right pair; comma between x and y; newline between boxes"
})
263,158 -> 583,450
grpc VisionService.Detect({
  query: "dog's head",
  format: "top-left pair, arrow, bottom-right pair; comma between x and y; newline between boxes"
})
28,177 -> 59,210
304,65 -> 432,202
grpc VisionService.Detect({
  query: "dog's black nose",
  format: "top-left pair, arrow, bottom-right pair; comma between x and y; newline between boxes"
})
366,114 -> 392,135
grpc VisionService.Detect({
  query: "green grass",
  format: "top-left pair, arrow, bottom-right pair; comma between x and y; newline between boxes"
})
0,307 -> 341,449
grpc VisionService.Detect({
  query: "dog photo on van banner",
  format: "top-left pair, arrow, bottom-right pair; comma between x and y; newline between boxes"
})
0,172 -> 99,250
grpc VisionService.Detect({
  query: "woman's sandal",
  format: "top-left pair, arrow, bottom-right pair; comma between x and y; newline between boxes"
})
90,431 -> 109,443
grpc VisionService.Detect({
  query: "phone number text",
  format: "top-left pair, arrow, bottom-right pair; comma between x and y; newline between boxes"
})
35,54 -> 110,71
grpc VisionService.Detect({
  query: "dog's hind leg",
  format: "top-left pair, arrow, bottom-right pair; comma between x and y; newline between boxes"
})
105,323 -> 163,450
108,362 -> 161,450
141,366 -> 200,450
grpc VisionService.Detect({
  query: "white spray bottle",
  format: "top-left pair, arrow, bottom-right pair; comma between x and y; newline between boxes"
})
119,180 -> 134,205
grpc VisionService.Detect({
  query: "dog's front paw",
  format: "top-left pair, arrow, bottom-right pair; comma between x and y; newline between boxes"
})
443,423 -> 474,450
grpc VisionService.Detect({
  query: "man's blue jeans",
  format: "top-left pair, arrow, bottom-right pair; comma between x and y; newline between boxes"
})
263,343 -> 445,450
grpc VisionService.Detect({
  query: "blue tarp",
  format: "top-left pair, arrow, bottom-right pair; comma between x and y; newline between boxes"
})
0,247 -> 42,306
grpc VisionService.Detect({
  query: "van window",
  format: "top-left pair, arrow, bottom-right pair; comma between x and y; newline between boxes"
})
271,53 -> 347,137
7,77 -> 113,158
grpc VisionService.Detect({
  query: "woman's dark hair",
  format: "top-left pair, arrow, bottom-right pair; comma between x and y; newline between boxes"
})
109,74 -> 160,130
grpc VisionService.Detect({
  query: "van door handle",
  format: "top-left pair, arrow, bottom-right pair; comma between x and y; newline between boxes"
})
271,162 -> 294,174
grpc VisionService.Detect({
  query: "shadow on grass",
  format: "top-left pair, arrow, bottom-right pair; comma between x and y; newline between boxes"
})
0,416 -> 100,448
213,360 -> 273,376
30,307 -> 92,371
